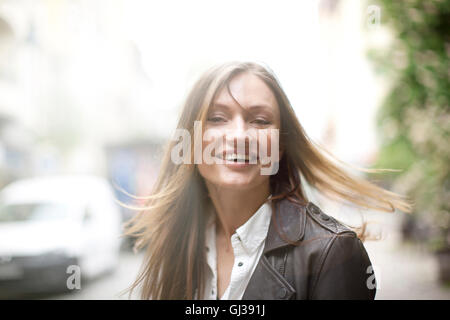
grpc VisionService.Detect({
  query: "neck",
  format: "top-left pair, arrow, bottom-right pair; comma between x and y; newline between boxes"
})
205,181 -> 271,240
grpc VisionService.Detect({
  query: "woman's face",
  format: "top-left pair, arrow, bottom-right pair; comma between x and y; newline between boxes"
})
197,72 -> 281,191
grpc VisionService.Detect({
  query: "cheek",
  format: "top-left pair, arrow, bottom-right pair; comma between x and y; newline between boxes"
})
257,129 -> 279,157
267,135 -> 272,156
202,128 -> 224,157
197,135 -> 221,181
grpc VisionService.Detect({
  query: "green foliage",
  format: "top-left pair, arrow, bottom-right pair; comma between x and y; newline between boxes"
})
367,0 -> 450,251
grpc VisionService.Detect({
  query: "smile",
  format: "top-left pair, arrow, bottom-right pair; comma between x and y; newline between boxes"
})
214,153 -> 258,164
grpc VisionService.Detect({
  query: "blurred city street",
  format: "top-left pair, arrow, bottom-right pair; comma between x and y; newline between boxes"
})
362,212 -> 450,300
44,246 -> 144,300
0,0 -> 448,301
37,213 -> 450,300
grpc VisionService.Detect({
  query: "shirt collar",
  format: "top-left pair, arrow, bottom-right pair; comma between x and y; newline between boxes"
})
206,198 -> 272,254
235,201 -> 272,253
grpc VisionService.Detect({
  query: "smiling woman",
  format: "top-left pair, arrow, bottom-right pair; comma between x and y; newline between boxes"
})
121,61 -> 413,300
171,119 -> 279,174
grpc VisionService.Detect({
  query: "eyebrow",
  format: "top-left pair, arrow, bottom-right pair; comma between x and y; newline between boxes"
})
212,102 -> 274,111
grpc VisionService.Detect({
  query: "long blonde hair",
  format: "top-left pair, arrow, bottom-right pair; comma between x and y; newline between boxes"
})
120,61 -> 412,300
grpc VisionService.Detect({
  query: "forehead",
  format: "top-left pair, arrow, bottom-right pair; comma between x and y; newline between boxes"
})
212,72 -> 278,112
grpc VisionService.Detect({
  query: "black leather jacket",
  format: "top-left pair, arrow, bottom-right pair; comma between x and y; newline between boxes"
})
242,198 -> 376,300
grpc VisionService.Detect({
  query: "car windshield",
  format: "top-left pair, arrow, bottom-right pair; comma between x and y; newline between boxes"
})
0,203 -> 75,222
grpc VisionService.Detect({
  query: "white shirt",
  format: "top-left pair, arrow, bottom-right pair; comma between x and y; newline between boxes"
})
201,200 -> 272,300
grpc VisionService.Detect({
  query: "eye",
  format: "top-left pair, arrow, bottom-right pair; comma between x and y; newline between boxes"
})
207,116 -> 226,123
252,118 -> 271,125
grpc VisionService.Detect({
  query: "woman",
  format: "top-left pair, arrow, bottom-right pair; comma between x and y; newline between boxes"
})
121,61 -> 412,300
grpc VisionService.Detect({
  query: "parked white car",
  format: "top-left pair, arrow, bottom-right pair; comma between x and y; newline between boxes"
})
0,175 -> 123,298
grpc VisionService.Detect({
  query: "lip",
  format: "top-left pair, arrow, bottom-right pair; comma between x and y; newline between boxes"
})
215,150 -> 259,162
212,151 -> 259,170
217,151 -> 259,170
222,160 -> 255,170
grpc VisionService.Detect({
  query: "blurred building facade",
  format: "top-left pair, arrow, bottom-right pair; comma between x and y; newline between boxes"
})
0,0 -> 164,205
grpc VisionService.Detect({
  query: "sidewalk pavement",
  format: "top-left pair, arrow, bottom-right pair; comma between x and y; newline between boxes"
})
362,210 -> 450,300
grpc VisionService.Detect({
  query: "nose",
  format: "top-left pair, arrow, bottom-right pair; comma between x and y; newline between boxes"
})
225,116 -> 251,154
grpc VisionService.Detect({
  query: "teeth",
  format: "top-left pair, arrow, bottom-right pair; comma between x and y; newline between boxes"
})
225,154 -> 248,161
214,153 -> 258,162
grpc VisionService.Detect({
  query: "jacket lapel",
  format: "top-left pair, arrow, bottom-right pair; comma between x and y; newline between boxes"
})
242,198 -> 306,300
242,254 -> 296,299
263,198 -> 306,254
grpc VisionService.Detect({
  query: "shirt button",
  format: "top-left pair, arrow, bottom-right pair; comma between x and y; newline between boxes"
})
238,262 -> 243,267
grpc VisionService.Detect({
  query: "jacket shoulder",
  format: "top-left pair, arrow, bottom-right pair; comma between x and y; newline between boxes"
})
305,202 -> 355,235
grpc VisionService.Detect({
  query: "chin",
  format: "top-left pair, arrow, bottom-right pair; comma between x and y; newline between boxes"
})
198,164 -> 269,192
215,180 -> 256,191
211,172 -> 267,191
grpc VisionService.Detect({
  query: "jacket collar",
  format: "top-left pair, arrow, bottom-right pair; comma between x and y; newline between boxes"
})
263,197 -> 307,254
242,198 -> 308,300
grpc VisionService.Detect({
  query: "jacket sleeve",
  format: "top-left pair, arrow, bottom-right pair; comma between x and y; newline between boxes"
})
310,233 -> 377,300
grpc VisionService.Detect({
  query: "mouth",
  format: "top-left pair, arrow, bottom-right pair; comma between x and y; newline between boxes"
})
214,152 -> 258,164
